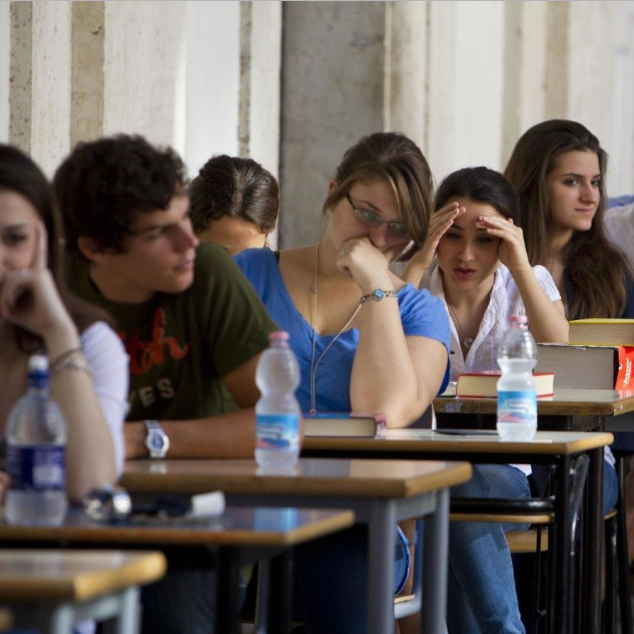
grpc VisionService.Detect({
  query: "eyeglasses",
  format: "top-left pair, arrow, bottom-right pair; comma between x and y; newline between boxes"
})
346,193 -> 409,240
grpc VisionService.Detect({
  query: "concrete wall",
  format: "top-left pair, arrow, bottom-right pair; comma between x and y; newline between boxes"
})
1,1 -> 633,240
279,1 -> 386,246
1,0 -> 282,180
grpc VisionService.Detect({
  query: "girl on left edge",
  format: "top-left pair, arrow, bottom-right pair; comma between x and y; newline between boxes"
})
0,144 -> 128,504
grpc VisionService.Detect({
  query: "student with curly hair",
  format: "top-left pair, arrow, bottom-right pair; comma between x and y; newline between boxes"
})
54,134 -> 278,634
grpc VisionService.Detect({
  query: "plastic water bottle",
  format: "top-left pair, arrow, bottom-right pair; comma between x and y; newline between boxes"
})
255,331 -> 301,469
496,315 -> 538,441
5,355 -> 68,525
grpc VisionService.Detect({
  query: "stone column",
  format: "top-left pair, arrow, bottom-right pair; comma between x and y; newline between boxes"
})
71,1 -> 105,148
184,1 -> 240,174
103,1 -> 186,152
426,1 -> 505,180
0,2 -> 10,142
384,1 -> 428,151
501,1 -> 548,167
279,1 -> 386,247
8,1 -> 72,177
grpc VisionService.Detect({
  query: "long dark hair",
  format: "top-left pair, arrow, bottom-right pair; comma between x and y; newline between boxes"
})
0,144 -> 107,350
504,119 -> 629,318
434,166 -> 519,223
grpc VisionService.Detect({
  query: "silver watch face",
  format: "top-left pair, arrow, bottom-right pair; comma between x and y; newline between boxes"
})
147,430 -> 167,453
145,422 -> 169,458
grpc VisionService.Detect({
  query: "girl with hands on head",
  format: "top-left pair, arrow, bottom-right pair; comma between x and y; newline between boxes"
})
0,144 -> 128,504
415,167 -> 568,370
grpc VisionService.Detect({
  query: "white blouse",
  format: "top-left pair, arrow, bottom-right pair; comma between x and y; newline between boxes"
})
421,261 -> 561,381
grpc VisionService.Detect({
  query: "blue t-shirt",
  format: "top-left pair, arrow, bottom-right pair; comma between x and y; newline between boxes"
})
235,248 -> 451,412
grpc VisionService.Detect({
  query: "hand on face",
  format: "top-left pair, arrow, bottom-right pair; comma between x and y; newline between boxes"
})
409,202 -> 466,271
0,222 -> 76,341
336,237 -> 396,293
476,216 -> 531,274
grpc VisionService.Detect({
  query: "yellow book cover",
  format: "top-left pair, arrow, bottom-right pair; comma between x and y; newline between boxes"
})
568,319 -> 634,346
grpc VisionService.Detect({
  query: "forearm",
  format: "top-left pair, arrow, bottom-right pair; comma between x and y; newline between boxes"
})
400,258 -> 427,287
350,303 -> 422,427
514,269 -> 569,343
51,371 -> 118,503
124,408 -> 258,459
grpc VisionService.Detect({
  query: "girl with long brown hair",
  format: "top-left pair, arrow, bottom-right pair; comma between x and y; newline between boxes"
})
504,119 -> 634,318
0,144 -> 127,503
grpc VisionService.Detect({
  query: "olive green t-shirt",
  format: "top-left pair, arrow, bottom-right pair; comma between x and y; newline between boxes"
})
67,242 -> 277,421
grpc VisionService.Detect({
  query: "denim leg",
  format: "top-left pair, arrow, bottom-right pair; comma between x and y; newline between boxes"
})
141,569 -> 216,634
603,458 -> 619,516
293,523 -> 410,634
447,464 -> 530,634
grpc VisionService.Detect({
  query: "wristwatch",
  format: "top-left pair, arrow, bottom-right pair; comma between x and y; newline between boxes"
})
144,420 -> 169,459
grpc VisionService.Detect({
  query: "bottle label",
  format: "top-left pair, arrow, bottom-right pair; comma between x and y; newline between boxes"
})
497,390 -> 537,424
7,445 -> 65,491
256,413 -> 299,451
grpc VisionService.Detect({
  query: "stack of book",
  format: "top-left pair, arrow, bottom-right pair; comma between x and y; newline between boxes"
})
303,413 -> 387,438
535,319 -> 634,390
455,371 -> 555,398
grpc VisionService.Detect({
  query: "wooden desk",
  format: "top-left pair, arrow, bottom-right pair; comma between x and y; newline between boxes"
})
0,506 -> 354,634
433,389 -> 634,430
303,430 -> 613,634
433,390 -> 634,634
120,458 -> 472,634
0,549 -> 165,634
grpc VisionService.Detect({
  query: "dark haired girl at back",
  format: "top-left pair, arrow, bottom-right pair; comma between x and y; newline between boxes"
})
0,144 -> 127,504
504,118 -> 627,571
402,166 -> 569,634
189,154 -> 279,255
504,119 -> 634,319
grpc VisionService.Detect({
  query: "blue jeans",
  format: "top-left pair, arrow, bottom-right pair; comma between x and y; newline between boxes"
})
447,464 -> 531,634
293,524 -> 410,634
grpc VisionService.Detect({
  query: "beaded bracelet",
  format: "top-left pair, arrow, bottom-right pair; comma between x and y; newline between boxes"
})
49,346 -> 82,369
360,289 -> 398,304
50,353 -> 94,377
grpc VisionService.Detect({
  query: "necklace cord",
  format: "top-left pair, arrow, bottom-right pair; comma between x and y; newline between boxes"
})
309,242 -> 362,414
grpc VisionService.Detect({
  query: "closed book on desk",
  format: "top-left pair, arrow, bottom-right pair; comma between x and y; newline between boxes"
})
456,371 -> 555,398
568,318 -> 634,346
303,413 -> 387,438
536,343 -> 634,390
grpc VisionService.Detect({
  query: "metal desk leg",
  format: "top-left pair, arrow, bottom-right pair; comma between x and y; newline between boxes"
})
584,448 -> 604,634
367,498 -> 397,634
268,551 -> 292,634
552,454 -> 572,634
49,604 -> 75,634
616,455 -> 633,634
215,547 -> 242,634
421,489 -> 449,634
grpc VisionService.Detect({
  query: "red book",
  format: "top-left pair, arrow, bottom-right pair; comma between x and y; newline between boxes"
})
456,371 -> 555,399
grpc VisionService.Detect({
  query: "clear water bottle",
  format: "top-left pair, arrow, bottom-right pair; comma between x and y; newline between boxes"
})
496,315 -> 538,441
255,331 -> 301,469
5,355 -> 68,525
